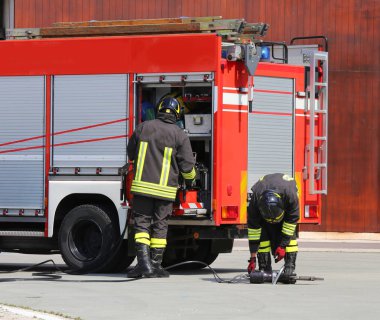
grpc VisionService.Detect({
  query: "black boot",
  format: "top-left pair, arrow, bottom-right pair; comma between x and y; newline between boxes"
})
150,248 -> 170,278
257,252 -> 272,272
127,243 -> 157,278
282,252 -> 297,284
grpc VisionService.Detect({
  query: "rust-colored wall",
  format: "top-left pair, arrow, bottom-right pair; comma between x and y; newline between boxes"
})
13,0 -> 380,232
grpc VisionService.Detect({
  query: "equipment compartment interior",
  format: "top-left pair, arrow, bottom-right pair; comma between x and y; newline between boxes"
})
135,82 -> 213,219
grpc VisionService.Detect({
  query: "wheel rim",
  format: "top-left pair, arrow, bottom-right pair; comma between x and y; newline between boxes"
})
68,219 -> 103,262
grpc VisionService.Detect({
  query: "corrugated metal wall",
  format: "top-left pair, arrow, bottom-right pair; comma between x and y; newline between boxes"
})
12,0 -> 380,232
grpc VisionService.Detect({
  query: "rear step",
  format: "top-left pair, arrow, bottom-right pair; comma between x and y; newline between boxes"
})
0,230 -> 44,237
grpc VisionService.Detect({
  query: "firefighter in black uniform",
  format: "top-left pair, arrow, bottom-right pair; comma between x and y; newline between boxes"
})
127,96 -> 196,278
247,173 -> 300,283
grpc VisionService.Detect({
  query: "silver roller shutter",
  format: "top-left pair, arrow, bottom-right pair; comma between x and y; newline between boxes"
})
52,74 -> 128,170
247,76 -> 294,191
0,76 -> 45,209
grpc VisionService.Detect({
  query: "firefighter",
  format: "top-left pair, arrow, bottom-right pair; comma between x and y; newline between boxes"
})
127,96 -> 196,278
247,173 -> 300,284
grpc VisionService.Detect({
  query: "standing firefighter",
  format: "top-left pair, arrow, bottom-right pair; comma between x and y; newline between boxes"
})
127,96 -> 196,278
247,173 -> 300,283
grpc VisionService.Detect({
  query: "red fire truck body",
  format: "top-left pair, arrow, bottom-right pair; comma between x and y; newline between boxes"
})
0,29 -> 328,271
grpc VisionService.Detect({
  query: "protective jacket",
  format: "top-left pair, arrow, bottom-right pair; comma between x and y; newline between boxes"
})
248,173 -> 300,253
127,112 -> 196,201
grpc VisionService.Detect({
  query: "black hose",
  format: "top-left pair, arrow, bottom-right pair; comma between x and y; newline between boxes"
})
0,259 -> 249,283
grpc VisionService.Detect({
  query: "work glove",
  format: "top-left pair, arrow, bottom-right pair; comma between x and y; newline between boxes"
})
247,257 -> 256,274
274,247 -> 286,263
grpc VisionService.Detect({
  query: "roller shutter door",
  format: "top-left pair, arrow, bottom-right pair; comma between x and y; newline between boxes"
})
247,76 -> 294,192
52,74 -> 128,171
0,76 -> 45,209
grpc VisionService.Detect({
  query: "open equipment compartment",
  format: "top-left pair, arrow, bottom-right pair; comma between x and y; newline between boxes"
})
134,74 -> 214,220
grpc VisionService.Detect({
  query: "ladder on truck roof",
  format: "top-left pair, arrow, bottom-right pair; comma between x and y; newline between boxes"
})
5,16 -> 269,44
307,51 -> 328,195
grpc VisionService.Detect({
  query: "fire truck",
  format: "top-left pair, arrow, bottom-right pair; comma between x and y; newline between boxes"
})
0,17 -> 328,272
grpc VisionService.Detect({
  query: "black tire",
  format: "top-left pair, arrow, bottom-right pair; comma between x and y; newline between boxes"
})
98,240 -> 135,273
58,204 -> 118,273
162,239 -> 219,270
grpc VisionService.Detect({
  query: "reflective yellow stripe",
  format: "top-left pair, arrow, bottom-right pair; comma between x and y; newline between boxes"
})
135,232 -> 150,246
286,240 -> 298,253
258,246 -> 271,253
132,180 -> 177,194
135,141 -> 148,181
131,188 -> 176,200
265,211 -> 284,223
248,228 -> 261,234
258,241 -> 271,253
282,229 -> 295,236
131,180 -> 177,199
164,148 -> 173,185
248,236 -> 261,241
283,222 -> 297,231
181,167 -> 196,180
135,232 -> 150,240
131,181 -> 177,200
151,238 -> 167,245
131,186 -> 176,200
150,238 -> 167,248
136,238 -> 151,246
160,147 -> 172,186
248,228 -> 261,241
259,240 -> 270,247
282,222 -> 297,236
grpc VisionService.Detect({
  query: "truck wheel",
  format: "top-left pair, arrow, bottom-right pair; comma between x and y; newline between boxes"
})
58,204 -> 118,273
98,240 -> 135,273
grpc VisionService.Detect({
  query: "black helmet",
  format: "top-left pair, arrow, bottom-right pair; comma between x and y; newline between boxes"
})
157,96 -> 182,119
258,190 -> 284,223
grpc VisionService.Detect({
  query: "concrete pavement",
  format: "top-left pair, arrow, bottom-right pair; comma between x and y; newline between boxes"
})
0,236 -> 380,319
234,238 -> 380,252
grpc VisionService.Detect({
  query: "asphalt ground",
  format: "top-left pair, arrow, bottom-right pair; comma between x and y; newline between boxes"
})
0,239 -> 380,320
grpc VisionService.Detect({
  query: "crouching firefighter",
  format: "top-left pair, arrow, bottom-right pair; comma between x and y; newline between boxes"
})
247,173 -> 300,284
126,96 -> 196,278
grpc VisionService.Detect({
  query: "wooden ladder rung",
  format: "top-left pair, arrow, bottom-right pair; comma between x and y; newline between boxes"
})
51,16 -> 223,28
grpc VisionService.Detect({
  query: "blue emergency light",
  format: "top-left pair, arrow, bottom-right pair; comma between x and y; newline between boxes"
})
260,46 -> 270,60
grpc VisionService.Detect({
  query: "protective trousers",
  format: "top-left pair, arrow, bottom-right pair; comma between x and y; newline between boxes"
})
132,195 -> 173,247
257,222 -> 298,271
127,195 -> 173,278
